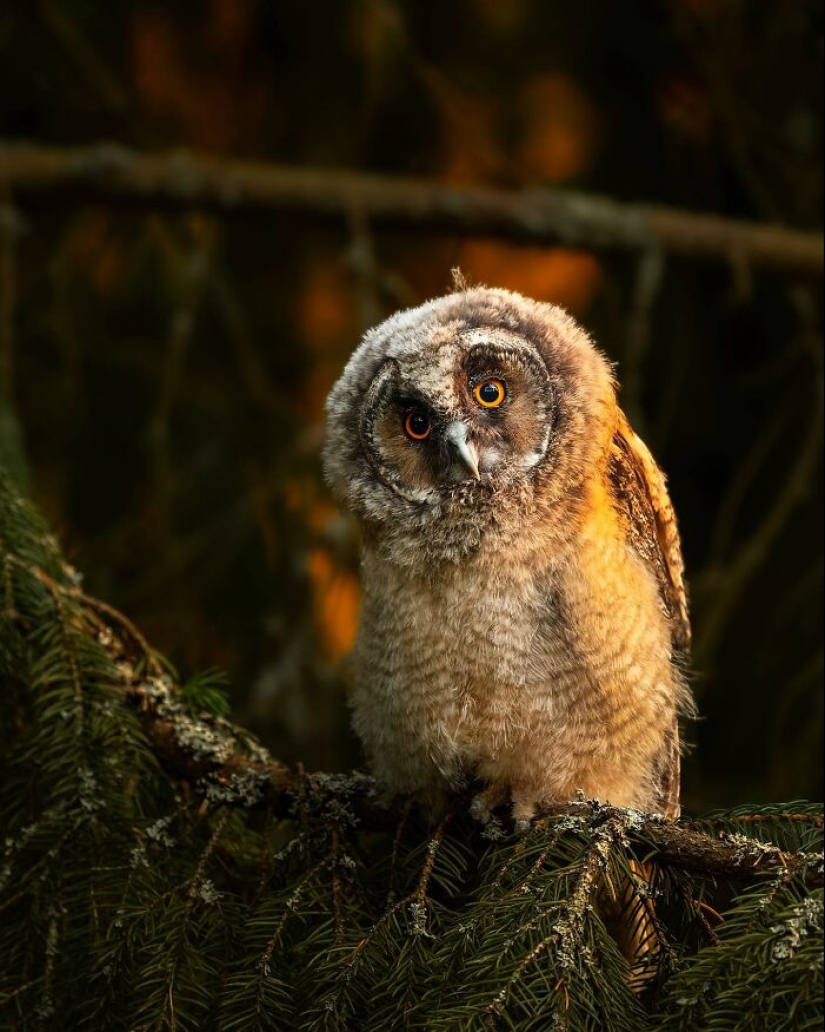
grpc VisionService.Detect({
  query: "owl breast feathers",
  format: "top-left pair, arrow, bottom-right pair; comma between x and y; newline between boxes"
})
324,286 -> 693,825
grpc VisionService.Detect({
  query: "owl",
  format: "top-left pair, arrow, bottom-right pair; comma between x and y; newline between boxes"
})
324,284 -> 693,827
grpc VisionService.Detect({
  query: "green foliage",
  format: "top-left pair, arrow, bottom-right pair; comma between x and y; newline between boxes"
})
182,668 -> 233,719
657,881 -> 823,1032
0,467 -> 823,1031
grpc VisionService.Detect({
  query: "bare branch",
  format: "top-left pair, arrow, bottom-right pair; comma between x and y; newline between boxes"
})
0,143 -> 821,275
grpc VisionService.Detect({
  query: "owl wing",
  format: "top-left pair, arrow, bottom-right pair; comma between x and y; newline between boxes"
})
609,409 -> 691,653
609,411 -> 689,820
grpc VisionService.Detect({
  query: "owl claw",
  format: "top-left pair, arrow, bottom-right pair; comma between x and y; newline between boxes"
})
470,784 -> 509,824
469,796 -> 490,824
511,795 -> 537,833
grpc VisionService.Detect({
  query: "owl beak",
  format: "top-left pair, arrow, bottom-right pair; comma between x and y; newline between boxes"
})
445,423 -> 481,481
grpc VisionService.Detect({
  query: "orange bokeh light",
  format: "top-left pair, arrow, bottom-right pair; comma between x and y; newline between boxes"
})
308,546 -> 360,660
454,243 -> 602,315
518,74 -> 600,184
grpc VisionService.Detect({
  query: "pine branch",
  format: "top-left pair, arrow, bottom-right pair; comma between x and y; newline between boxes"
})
2,466 -> 823,1030
0,143 -> 822,275
123,679 -> 824,890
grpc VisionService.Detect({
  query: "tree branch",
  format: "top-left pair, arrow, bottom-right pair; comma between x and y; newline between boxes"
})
0,143 -> 821,275
127,680 -> 824,889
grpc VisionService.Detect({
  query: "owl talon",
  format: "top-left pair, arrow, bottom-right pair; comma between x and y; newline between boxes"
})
470,784 -> 509,824
469,796 -> 489,824
511,795 -> 537,833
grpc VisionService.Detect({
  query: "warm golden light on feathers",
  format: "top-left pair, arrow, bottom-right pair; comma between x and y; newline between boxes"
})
324,285 -> 693,826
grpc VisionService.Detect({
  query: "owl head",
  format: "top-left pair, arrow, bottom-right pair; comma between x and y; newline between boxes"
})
324,286 -> 617,564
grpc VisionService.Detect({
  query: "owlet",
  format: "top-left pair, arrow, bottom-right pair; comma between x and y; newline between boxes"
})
324,285 -> 692,825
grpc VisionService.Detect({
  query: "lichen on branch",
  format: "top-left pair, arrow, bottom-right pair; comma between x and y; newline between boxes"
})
1,466 -> 823,1032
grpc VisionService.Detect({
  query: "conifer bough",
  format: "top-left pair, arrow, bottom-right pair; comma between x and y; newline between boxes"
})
130,677 -> 825,890
1,465 -> 823,1031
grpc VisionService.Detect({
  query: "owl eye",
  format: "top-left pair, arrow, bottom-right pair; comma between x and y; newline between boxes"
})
404,410 -> 432,441
474,379 -> 506,409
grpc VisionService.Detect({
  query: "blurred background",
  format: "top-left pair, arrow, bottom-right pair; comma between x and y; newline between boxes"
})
0,0 -> 821,810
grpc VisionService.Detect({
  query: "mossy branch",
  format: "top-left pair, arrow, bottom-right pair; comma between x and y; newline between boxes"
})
122,673 -> 824,889
2,466 -> 823,1031
8,543 -> 818,890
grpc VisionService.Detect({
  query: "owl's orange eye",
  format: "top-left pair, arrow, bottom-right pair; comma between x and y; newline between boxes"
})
474,379 -> 506,408
404,410 -> 432,441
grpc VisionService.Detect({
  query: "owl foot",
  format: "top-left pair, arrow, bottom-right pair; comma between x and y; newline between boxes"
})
511,793 -> 537,834
469,783 -> 509,824
470,786 -> 539,833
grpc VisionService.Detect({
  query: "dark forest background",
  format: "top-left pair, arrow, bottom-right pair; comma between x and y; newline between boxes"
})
0,0 -> 822,811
